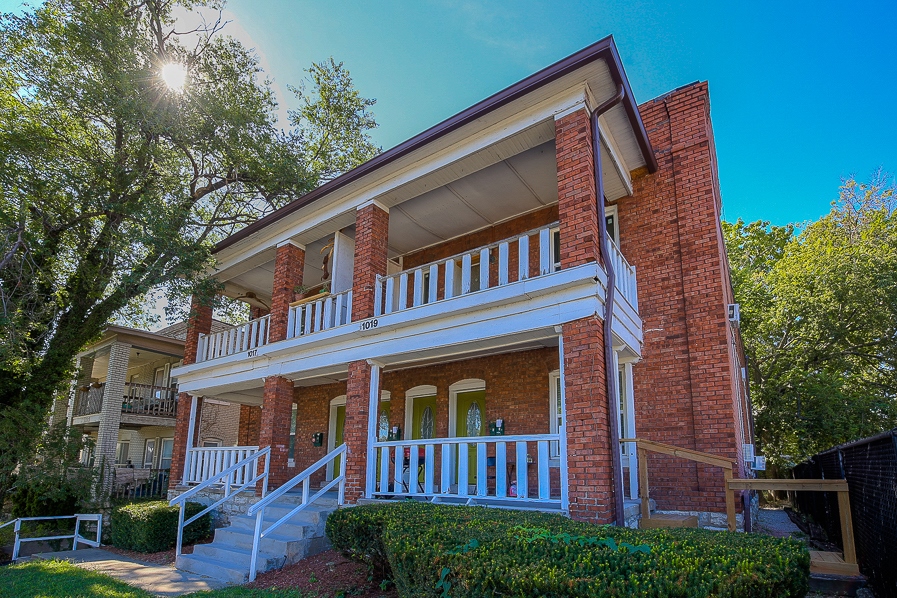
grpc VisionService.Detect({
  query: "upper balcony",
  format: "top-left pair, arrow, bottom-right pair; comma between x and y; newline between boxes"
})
73,382 -> 178,423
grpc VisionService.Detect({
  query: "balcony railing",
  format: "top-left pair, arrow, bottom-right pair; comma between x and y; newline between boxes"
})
122,383 -> 177,418
74,384 -> 105,417
374,224 -> 560,317
286,289 -> 353,339
196,314 -> 270,363
74,383 -> 177,418
608,238 -> 638,310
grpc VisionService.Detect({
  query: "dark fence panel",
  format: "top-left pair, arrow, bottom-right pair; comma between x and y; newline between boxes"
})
793,429 -> 897,598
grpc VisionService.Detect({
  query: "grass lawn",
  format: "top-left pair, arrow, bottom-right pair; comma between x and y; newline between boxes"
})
0,560 -> 311,598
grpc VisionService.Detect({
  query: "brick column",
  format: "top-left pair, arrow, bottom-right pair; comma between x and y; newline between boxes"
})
257,376 -> 294,491
238,404 -> 261,446
561,318 -> 616,524
352,202 -> 389,319
169,295 -> 212,489
344,360 -> 378,503
268,241 -> 305,343
96,341 -> 131,491
555,108 -> 601,268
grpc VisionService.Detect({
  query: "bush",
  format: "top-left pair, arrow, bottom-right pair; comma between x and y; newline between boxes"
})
327,502 -> 810,598
109,500 -> 210,552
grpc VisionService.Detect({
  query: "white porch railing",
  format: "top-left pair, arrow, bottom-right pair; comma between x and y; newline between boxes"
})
608,238 -> 638,310
170,447 -> 271,558
1,514 -> 102,560
372,434 -> 560,504
184,446 -> 261,486
196,314 -> 270,363
286,289 -> 353,339
374,224 -> 560,317
246,444 -> 346,582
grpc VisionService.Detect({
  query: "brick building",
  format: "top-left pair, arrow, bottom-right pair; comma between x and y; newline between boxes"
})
167,37 -> 753,532
54,322 -> 241,493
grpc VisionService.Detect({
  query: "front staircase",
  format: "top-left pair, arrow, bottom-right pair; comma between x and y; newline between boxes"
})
177,492 -> 339,584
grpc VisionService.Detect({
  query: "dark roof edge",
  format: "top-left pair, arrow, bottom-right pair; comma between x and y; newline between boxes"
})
215,35 -> 657,253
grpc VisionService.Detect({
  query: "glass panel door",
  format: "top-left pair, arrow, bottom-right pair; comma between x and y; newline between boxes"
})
454,390 -> 486,486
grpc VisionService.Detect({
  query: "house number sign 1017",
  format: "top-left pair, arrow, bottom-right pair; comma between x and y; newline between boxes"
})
359,318 -> 379,332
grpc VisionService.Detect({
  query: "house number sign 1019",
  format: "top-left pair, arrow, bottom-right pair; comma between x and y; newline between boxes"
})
359,318 -> 378,332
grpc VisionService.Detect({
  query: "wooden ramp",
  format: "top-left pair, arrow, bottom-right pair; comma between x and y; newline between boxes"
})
809,550 -> 860,576
639,513 -> 697,529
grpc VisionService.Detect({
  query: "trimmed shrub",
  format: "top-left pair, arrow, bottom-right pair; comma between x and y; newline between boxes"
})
109,500 -> 210,552
327,502 -> 810,598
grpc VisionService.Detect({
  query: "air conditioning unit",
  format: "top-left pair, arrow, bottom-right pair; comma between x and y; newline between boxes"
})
743,444 -> 755,462
727,303 -> 741,323
752,456 -> 767,471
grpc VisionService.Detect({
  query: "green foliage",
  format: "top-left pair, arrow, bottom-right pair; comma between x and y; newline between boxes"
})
327,502 -> 810,598
0,0 -> 378,502
8,424 -> 97,517
109,500 -> 210,553
724,172 -> 897,466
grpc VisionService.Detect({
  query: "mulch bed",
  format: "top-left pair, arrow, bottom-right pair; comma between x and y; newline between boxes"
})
247,549 -> 397,598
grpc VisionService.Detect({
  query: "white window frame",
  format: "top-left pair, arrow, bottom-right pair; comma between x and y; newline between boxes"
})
605,205 -> 619,245
143,438 -> 156,469
115,441 -> 130,466
159,438 -> 174,470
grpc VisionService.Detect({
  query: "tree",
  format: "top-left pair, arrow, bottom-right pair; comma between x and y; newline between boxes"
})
0,0 -> 378,503
724,172 -> 897,467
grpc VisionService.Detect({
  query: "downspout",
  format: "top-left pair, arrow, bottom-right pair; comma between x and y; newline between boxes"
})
590,85 -> 627,526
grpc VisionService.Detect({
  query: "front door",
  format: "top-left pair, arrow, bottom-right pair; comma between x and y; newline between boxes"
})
411,396 -> 437,440
454,390 -> 486,486
329,402 -> 346,478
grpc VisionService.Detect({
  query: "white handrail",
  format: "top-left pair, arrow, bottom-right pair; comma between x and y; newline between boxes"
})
184,445 -> 260,486
246,444 -> 347,582
169,446 -> 271,558
608,237 -> 638,310
3,514 -> 102,560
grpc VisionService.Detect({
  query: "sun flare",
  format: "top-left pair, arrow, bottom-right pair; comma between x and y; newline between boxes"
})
160,62 -> 187,91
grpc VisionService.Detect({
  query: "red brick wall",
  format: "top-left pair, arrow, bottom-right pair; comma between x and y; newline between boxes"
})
238,405 -> 261,446
170,296 -> 211,489
353,204 -> 389,320
616,81 -> 745,512
258,375 -> 294,490
556,109 -> 601,269
293,382 -> 346,488
562,317 -> 615,523
269,242 -> 305,343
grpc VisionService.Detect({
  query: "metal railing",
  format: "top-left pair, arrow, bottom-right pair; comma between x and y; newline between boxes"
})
1,514 -> 102,560
246,444 -> 346,582
286,289 -> 353,339
169,447 -> 271,558
112,468 -> 170,500
197,314 -> 270,363
122,383 -> 177,417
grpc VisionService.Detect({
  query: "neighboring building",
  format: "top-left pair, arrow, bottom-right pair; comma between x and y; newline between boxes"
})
167,37 -> 753,531
52,322 -> 241,490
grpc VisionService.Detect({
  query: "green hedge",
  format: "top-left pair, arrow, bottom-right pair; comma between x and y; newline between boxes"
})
109,500 -> 211,553
326,502 -> 810,598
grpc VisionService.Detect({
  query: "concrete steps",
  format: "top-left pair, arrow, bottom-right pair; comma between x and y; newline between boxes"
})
175,493 -> 338,584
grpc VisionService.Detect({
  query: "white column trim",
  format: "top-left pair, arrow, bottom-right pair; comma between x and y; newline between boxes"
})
183,395 -> 199,484
276,239 -> 305,250
357,198 -> 390,213
557,333 -> 569,513
364,363 -> 382,498
624,361 -> 638,499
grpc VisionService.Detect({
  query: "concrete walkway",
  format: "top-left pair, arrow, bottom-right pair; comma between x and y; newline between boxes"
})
754,507 -> 804,538
32,548 -> 228,597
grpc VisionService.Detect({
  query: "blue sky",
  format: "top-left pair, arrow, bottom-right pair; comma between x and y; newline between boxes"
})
3,0 -> 895,226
